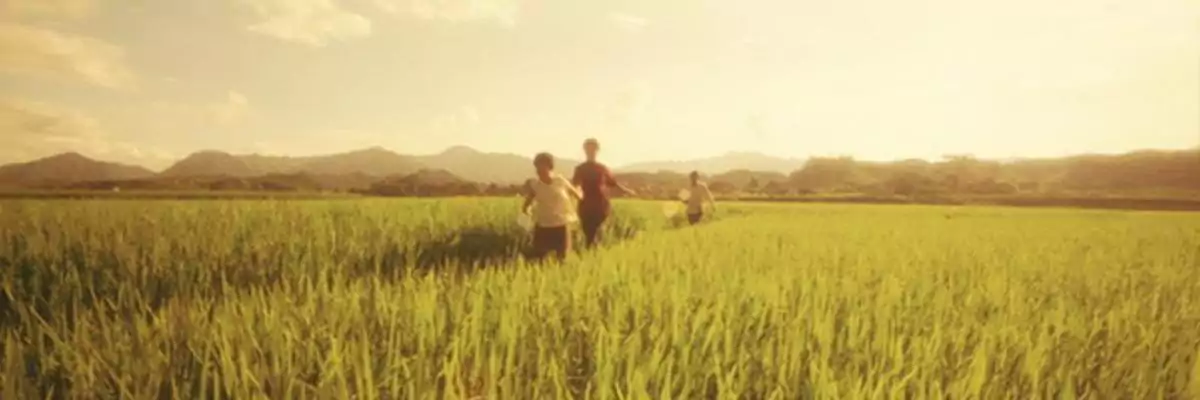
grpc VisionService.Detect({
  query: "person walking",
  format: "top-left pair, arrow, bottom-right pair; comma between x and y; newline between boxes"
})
572,138 -> 636,248
522,152 -> 582,261
684,171 -> 716,225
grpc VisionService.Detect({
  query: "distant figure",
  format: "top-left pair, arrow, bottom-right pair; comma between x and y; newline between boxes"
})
522,152 -> 583,261
685,171 -> 716,225
572,138 -> 637,248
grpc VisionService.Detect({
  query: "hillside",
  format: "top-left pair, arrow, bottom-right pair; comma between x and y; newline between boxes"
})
618,151 -> 807,174
6,147 -> 798,187
160,151 -> 260,177
296,147 -> 424,177
158,146 -> 562,184
0,152 -> 155,187
415,146 -> 581,184
162,147 -> 424,178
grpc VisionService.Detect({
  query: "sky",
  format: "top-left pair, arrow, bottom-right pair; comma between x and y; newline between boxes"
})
1,0 -> 1197,170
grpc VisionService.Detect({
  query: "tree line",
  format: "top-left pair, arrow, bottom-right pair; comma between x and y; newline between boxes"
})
614,149 -> 1200,199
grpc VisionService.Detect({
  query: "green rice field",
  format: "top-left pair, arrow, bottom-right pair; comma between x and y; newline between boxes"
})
1,199 -> 1198,399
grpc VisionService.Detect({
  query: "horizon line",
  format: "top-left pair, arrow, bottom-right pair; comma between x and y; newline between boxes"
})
7,144 -> 1198,174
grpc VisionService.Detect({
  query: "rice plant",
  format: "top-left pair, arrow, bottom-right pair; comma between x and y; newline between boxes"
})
1,199 -> 1197,398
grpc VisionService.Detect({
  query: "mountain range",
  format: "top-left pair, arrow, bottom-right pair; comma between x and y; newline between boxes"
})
158,146 -> 585,184
0,146 -> 803,188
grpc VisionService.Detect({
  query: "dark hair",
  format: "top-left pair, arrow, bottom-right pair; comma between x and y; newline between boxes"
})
583,138 -> 600,148
533,152 -> 555,169
690,171 -> 700,179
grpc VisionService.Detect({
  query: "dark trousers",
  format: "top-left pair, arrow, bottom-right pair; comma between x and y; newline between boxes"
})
687,212 -> 703,225
578,208 -> 609,248
532,225 -> 569,260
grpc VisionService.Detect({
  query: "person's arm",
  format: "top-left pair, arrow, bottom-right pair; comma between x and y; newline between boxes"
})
562,177 -> 584,201
704,185 -> 717,211
604,167 -> 637,196
521,181 -> 535,214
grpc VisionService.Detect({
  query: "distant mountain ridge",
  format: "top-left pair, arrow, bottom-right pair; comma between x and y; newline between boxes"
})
0,152 -> 155,187
0,147 -> 806,190
412,146 -> 582,184
0,147 -> 815,188
161,147 -> 424,178
4,147 -> 1196,193
154,146 -> 581,184
155,147 -> 803,183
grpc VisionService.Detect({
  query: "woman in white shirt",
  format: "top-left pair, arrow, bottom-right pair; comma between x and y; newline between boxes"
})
522,152 -> 583,260
685,171 -> 717,225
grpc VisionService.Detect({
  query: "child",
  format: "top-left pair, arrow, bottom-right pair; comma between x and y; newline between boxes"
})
684,171 -> 716,225
522,152 -> 583,261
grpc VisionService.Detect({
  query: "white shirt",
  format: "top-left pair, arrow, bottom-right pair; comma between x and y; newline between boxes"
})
686,182 -> 715,214
528,175 -> 577,227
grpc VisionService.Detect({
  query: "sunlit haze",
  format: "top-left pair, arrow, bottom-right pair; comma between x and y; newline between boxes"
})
2,0 -> 1197,170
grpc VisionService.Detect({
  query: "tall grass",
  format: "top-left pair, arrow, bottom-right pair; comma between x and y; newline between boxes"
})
1,199 -> 1198,398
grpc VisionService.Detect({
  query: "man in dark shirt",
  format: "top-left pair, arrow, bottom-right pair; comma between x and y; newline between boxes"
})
572,138 -> 636,248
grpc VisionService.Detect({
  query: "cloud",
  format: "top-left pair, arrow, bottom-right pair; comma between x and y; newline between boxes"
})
237,0 -> 372,46
603,84 -> 653,129
0,98 -> 171,166
430,105 -> 482,132
609,13 -> 649,33
461,106 -> 480,124
374,0 -> 522,26
746,113 -> 774,141
0,98 -> 102,142
130,91 -> 253,133
212,91 -> 251,126
0,22 -> 136,89
1,0 -> 96,22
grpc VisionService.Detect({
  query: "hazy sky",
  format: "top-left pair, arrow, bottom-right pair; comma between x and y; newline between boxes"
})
1,0 -> 1197,169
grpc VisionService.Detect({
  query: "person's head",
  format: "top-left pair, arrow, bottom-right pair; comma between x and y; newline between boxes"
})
583,138 -> 600,162
533,152 -> 555,178
690,171 -> 700,184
